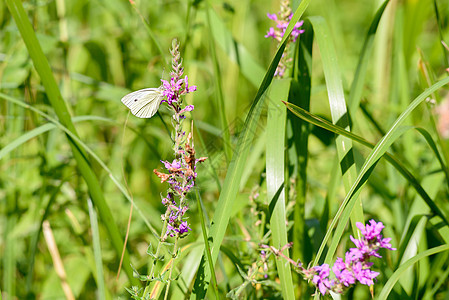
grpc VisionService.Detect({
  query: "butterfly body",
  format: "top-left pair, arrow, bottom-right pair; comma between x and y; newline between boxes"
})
121,88 -> 163,118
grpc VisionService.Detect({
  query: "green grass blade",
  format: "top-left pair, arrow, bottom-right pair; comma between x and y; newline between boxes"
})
414,127 -> 449,184
190,2 -> 311,297
289,20 -> 313,269
196,190 -> 219,300
348,0 -> 390,113
206,2 -> 231,162
308,16 -> 364,234
378,244 -> 449,300
5,0 -> 138,285
432,0 -> 449,66
284,101 -> 449,227
0,116 -> 114,160
266,78 -> 294,300
87,199 -> 106,300
0,123 -> 55,160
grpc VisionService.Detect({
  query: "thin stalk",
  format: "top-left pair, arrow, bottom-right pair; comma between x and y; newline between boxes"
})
164,237 -> 179,300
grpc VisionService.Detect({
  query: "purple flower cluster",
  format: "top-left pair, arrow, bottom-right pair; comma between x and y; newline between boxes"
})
305,220 -> 395,295
264,0 -> 305,78
153,40 -> 206,239
156,149 -> 206,238
264,13 -> 304,43
160,41 -> 196,110
161,76 -> 196,107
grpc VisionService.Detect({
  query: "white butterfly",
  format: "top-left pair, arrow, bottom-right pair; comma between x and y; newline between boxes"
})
121,88 -> 164,118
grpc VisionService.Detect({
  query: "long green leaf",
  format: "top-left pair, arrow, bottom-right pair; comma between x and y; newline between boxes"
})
378,244 -> 449,300
286,76 -> 449,266
267,78 -> 294,300
308,16 -> 364,237
289,20 -> 313,271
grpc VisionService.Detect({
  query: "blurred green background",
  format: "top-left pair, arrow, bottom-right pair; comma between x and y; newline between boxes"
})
1,0 -> 449,298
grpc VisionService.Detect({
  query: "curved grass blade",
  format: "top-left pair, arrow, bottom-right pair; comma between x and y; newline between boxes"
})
0,116 -> 113,160
5,0 -> 138,285
196,190 -> 219,300
308,16 -> 364,234
433,0 -> 449,66
190,1 -> 311,298
378,244 -> 449,300
415,127 -> 449,185
266,78 -> 294,300
0,123 -> 55,160
284,101 -> 449,227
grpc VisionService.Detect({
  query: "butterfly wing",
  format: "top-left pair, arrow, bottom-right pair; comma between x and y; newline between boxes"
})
121,88 -> 163,118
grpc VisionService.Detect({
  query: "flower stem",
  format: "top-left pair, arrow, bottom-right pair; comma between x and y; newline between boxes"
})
164,235 -> 179,300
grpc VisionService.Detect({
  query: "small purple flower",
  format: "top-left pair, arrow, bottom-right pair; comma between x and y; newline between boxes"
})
267,13 -> 277,21
346,247 -> 364,262
179,105 -> 194,114
352,261 -> 379,286
264,27 -> 276,39
161,159 -> 182,171
332,258 -> 355,287
184,76 -> 197,93
265,10 -> 305,43
178,221 -> 191,234
357,220 -> 384,240
312,264 -> 332,295
379,237 -> 395,251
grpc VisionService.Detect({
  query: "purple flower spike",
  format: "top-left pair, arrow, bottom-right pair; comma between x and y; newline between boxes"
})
264,1 -> 305,78
305,219 -> 395,296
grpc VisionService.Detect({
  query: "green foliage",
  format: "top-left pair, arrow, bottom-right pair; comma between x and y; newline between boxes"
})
1,0 -> 449,299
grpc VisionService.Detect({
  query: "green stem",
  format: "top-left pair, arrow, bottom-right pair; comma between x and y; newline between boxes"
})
164,236 -> 179,300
